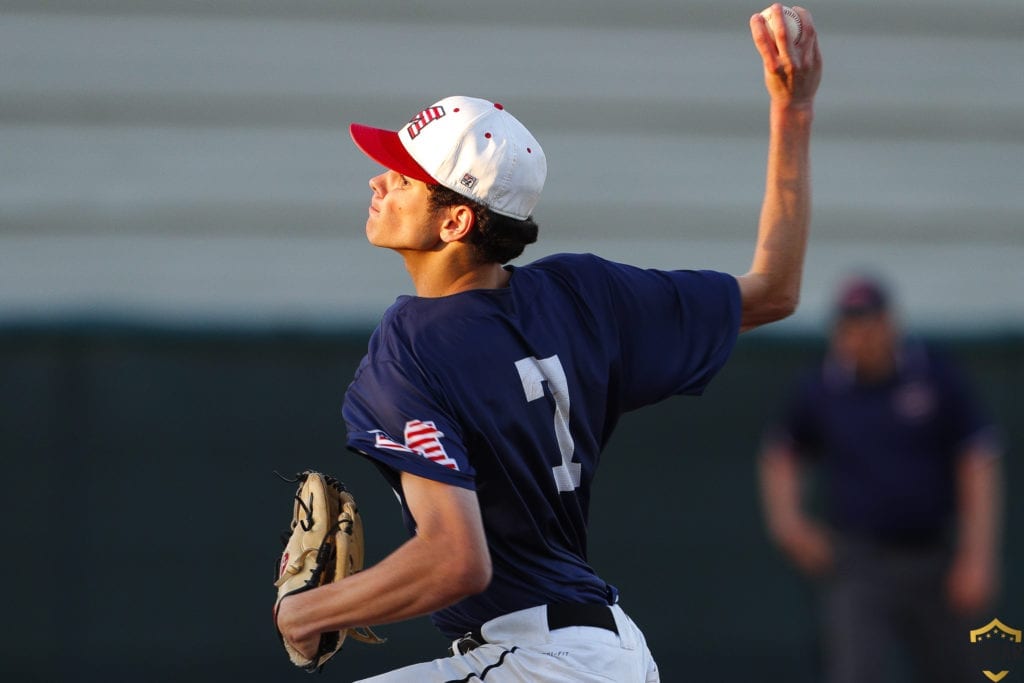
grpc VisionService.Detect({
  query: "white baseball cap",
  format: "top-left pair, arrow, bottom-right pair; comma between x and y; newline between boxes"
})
350,96 -> 546,221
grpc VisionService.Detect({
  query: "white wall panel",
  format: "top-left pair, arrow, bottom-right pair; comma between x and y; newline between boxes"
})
1,2 -> 1021,329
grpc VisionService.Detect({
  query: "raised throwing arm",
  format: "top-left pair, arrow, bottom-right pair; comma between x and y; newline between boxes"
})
737,5 -> 823,332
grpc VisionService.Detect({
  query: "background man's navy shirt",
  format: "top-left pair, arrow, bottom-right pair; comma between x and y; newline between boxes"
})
778,342 -> 996,541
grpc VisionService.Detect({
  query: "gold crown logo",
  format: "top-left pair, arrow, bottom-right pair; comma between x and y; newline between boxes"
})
970,619 -> 1022,682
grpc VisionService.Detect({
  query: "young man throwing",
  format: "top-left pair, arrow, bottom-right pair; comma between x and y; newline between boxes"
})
277,6 -> 823,681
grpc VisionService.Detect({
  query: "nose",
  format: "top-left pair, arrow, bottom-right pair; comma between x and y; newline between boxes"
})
369,172 -> 386,196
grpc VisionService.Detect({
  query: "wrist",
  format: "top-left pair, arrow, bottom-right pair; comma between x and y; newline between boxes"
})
277,592 -> 316,642
770,100 -> 815,123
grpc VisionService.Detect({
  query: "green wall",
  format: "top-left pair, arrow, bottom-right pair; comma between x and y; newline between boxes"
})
1,324 -> 1019,682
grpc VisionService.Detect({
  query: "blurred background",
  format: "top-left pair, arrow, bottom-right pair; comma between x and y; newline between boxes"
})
1,1 -> 1020,681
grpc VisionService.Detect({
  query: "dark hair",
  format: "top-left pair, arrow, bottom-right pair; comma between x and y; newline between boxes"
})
426,185 -> 539,265
835,275 -> 891,319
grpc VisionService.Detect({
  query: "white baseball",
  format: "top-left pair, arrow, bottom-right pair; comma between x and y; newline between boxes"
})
760,5 -> 802,45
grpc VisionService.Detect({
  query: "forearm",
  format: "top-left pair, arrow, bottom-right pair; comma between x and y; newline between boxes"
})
759,442 -> 807,538
759,441 -> 833,575
741,104 -> 814,330
278,471 -> 491,647
945,444 -> 1003,613
956,447 -> 1003,562
284,531 -> 486,641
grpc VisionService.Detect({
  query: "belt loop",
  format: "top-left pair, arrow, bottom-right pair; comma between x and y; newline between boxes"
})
448,631 -> 484,656
608,604 -> 637,650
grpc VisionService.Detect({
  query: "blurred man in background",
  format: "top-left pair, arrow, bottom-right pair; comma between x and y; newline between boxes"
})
758,275 -> 1003,682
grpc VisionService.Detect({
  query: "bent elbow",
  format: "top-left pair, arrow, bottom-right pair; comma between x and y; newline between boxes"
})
772,292 -> 800,321
738,274 -> 801,330
744,292 -> 799,330
456,552 -> 492,596
438,548 -> 492,602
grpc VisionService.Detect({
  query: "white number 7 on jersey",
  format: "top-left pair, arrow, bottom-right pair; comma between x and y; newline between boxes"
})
514,355 -> 581,492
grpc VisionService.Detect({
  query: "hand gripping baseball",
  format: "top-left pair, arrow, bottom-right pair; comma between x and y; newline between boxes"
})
751,5 -> 822,107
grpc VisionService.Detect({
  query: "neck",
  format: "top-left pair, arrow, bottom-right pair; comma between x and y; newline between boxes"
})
402,249 -> 510,297
855,360 -> 896,384
853,348 -> 900,384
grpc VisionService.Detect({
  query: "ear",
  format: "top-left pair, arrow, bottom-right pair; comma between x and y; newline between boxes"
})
438,204 -> 476,244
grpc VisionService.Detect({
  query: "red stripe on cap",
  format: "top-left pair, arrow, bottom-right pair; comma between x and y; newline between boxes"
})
349,123 -> 436,185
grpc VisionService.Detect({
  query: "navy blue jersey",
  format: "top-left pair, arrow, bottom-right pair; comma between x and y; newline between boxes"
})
777,342 -> 997,540
343,253 -> 740,637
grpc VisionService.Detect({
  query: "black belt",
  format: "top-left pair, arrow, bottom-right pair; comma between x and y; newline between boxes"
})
546,603 -> 618,634
451,604 -> 618,655
840,528 -> 951,551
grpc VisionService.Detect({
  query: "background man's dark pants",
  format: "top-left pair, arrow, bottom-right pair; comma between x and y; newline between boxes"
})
822,535 -> 976,683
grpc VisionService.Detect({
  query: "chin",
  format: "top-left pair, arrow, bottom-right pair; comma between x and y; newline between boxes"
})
364,230 -> 392,250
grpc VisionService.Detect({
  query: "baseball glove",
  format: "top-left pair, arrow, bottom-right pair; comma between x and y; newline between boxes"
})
273,470 -> 385,673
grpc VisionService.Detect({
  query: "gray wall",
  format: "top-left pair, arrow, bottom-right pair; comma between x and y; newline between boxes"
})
2,0 -> 1022,330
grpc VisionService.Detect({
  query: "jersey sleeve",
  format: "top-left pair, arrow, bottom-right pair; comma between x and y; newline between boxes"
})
586,256 -> 741,409
773,373 -> 825,459
344,351 -> 477,491
931,349 -> 1001,456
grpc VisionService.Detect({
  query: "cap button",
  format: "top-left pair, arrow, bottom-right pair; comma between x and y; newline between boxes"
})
493,103 -> 504,110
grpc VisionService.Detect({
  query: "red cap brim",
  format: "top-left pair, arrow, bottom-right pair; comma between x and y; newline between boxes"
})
349,123 -> 436,185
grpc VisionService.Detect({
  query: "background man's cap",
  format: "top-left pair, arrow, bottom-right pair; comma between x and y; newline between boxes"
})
835,276 -> 890,318
349,96 -> 546,221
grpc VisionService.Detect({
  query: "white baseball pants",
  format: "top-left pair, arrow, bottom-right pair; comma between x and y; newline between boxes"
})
354,604 -> 660,682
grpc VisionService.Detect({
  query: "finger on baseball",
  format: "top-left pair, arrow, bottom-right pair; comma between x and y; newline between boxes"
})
791,7 -> 823,90
791,6 -> 813,35
749,12 -> 782,68
766,3 -> 796,55
791,7 -> 819,56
